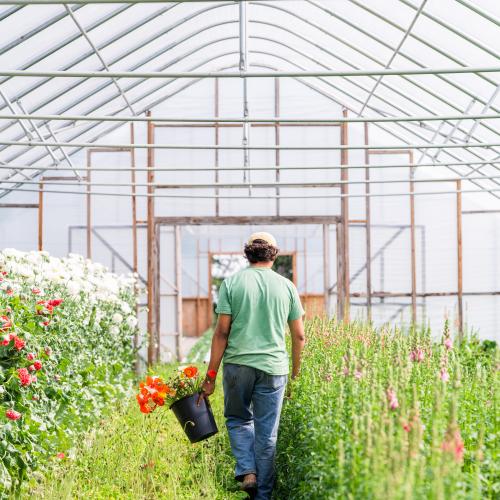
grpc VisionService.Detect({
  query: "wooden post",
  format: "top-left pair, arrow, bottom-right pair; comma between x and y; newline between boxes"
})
196,238 -> 201,336
214,78 -> 220,217
38,182 -> 43,251
130,123 -> 138,274
336,221 -> 344,319
323,223 -> 330,316
364,122 -> 372,321
456,179 -> 463,339
409,151 -> 417,324
175,225 -> 183,361
146,111 -> 156,366
275,77 -> 280,216
340,108 -> 350,322
86,151 -> 92,259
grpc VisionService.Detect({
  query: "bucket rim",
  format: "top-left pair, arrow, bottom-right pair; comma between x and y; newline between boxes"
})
169,391 -> 201,410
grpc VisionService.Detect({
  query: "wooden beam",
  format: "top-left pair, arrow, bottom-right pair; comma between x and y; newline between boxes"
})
146,111 -> 156,366
364,122 -> 372,322
86,150 -> 91,259
456,179 -> 463,339
409,151 -> 417,324
0,204 -> 38,208
340,108 -> 350,322
38,183 -> 43,251
154,215 -> 341,225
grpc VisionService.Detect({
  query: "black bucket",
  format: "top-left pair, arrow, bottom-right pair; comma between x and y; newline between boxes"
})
170,393 -> 218,443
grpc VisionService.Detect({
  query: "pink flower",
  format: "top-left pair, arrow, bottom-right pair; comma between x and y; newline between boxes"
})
33,360 -> 42,371
444,337 -> 453,350
387,388 -> 399,410
402,421 -> 411,433
1,335 -> 10,346
31,287 -> 42,295
442,429 -> 465,462
13,336 -> 26,351
56,452 -> 65,459
342,366 -> 349,376
44,347 -> 52,356
18,367 -> 32,386
440,368 -> 450,382
5,409 -> 21,421
28,364 -> 36,371
0,315 -> 12,332
354,370 -> 363,380
26,352 -> 35,361
410,348 -> 425,363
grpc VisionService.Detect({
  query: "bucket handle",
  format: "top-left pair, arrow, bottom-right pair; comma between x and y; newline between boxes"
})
183,420 -> 196,431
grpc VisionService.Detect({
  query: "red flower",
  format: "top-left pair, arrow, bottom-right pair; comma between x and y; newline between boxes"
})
56,452 -> 65,459
0,315 -> 12,332
1,335 -> 10,346
183,366 -> 198,379
6,409 -> 21,421
26,352 -> 35,360
17,367 -> 32,386
13,336 -> 26,351
48,299 -> 63,307
33,360 -> 42,371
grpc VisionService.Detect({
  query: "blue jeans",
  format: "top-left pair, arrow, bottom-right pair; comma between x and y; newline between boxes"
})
223,363 -> 288,500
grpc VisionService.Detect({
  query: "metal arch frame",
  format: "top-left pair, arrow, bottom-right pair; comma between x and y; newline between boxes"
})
0,6 -> 497,193
0,2 -> 498,194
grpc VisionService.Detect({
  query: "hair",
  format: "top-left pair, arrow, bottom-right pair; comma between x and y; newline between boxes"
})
244,239 -> 279,263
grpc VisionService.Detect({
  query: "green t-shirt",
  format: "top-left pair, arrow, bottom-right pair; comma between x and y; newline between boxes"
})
215,266 -> 305,375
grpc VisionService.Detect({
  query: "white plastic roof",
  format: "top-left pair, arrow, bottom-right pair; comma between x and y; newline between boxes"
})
0,0 -> 498,200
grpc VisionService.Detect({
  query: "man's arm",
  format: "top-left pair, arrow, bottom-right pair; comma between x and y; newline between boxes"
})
288,317 -> 305,379
197,313 -> 231,403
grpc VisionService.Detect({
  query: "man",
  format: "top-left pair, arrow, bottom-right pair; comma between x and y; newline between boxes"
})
197,232 -> 306,499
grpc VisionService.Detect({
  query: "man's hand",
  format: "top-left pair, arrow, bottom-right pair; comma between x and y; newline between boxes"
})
196,377 -> 216,406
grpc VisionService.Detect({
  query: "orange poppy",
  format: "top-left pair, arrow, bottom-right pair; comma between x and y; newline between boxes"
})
183,366 -> 198,378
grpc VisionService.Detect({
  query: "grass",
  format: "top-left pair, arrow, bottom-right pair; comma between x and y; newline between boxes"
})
26,365 -> 245,500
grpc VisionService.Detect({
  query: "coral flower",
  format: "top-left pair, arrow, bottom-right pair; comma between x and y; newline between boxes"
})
6,409 -> 21,421
183,366 -> 198,378
18,367 -> 32,386
56,452 -> 65,459
0,315 -> 12,332
13,336 -> 26,351
442,429 -> 465,462
440,368 -> 450,382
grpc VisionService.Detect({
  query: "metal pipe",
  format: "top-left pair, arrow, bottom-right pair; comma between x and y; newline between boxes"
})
240,1 -> 250,189
1,159 -> 498,172
1,139 -> 497,150
0,66 -> 497,79
6,185 -> 500,199
0,112 -> 497,124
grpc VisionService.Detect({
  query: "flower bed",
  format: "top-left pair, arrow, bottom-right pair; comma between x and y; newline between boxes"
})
276,319 -> 499,499
0,249 -> 138,495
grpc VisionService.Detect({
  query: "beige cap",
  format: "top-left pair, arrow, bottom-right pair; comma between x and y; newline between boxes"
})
247,231 -> 278,247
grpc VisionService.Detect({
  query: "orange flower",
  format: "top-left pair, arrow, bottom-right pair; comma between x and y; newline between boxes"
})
183,366 -> 198,378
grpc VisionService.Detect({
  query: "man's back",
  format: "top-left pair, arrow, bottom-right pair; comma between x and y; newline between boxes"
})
215,266 -> 304,375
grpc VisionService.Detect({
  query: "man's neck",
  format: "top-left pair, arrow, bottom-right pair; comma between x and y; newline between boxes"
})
250,262 -> 273,269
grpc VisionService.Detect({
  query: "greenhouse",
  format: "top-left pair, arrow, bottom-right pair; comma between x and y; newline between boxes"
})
0,0 -> 498,498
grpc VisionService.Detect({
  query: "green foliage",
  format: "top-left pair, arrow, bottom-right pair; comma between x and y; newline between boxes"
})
27,365 -> 245,500
0,250 -> 137,497
276,319 -> 499,499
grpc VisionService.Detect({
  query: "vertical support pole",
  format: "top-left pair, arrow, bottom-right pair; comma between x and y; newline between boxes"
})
336,222 -> 344,319
409,151 -> 417,324
154,223 -> 161,363
239,0 -> 250,191
86,150 -> 92,259
130,123 -> 138,274
214,78 -> 220,217
196,238 -> 201,336
456,179 -> 463,339
38,182 -> 43,251
303,237 -> 308,314
323,223 -> 330,317
146,110 -> 156,366
175,225 -> 183,361
364,122 -> 372,322
274,77 -> 280,216
340,108 -> 350,322
207,245 -> 213,327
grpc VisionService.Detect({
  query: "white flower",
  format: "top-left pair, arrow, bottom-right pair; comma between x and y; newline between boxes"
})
66,280 -> 81,296
120,302 -> 132,315
109,325 -> 120,335
112,313 -> 123,324
126,315 -> 137,328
